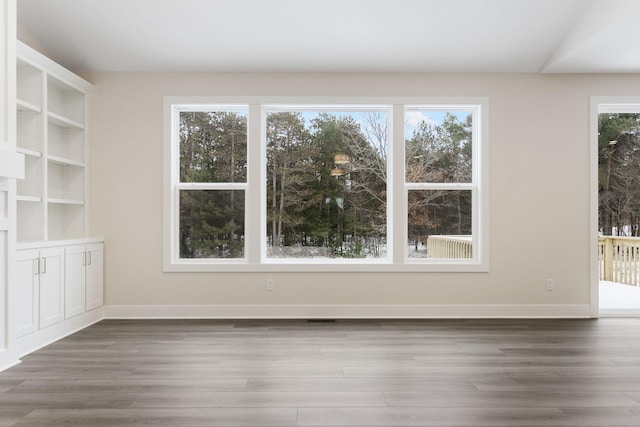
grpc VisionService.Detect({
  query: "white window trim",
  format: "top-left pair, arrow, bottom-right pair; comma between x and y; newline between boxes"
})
164,96 -> 489,273
259,104 -> 395,266
589,96 -> 640,317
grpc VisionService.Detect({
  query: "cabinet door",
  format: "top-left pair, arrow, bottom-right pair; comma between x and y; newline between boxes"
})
14,249 -> 39,338
64,245 -> 86,318
38,247 -> 64,328
85,243 -> 104,311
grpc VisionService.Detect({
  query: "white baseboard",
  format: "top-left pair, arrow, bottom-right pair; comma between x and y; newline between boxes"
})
0,349 -> 20,372
13,308 -> 104,357
104,304 -> 593,319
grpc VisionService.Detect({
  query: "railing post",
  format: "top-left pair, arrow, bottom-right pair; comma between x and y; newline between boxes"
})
604,237 -> 613,282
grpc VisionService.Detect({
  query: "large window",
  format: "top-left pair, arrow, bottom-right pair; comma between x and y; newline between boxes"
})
164,98 -> 488,272
265,107 -> 388,261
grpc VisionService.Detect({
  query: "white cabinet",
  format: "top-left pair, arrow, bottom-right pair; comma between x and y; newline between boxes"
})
38,247 -> 64,328
15,241 -> 103,339
85,243 -> 104,311
15,246 -> 64,338
65,242 -> 103,318
15,249 -> 39,337
16,41 -> 92,244
64,245 -> 85,318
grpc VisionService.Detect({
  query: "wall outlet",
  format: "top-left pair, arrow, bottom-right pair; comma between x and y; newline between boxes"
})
546,278 -> 554,291
266,279 -> 274,291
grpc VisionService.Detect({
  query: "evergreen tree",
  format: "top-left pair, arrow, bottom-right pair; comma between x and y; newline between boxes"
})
598,113 -> 640,236
179,111 -> 247,258
266,112 -> 316,251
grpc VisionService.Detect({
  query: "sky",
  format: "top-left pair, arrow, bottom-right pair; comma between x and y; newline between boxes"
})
267,108 -> 472,140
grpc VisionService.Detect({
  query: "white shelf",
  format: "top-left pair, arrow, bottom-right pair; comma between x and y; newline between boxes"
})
17,195 -> 42,203
47,112 -> 84,130
48,198 -> 84,206
17,41 -> 93,243
17,99 -> 42,113
16,147 -> 42,158
47,155 -> 85,168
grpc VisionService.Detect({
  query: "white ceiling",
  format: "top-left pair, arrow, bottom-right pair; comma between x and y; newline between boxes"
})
16,0 -> 640,73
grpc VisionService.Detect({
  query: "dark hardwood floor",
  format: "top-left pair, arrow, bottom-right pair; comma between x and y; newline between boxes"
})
1,318 -> 640,426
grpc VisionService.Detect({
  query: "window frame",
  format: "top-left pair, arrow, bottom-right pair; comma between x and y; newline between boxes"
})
403,105 -> 482,264
164,96 -> 489,272
260,104 -> 393,265
167,104 -> 249,264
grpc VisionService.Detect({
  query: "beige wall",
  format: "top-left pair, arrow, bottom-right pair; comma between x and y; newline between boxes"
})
85,72 -> 640,312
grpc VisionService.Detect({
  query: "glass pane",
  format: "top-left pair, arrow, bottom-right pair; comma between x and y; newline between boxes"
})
265,110 -> 388,259
405,110 -> 473,183
179,111 -> 247,183
598,112 -> 640,237
408,190 -> 472,259
179,190 -> 245,258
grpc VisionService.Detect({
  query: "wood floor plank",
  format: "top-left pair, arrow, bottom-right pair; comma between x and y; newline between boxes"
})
0,409 -> 33,427
558,407 -> 640,426
414,355 -> 617,367
471,374 -> 640,392
7,378 -> 248,393
244,376 -> 479,392
2,318 -> 640,426
218,356 -> 419,368
0,379 -> 23,393
126,391 -> 388,408
383,391 -> 640,408
15,407 -> 298,426
296,407 -> 572,426
131,366 -> 344,379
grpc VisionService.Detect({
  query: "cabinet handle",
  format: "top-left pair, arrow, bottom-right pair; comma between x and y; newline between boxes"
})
41,257 -> 47,274
88,251 -> 92,266
34,258 -> 40,276
83,252 -> 86,266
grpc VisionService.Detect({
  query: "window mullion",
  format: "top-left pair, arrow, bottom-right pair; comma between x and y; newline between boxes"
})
246,103 -> 262,264
176,182 -> 247,190
392,104 -> 406,264
405,183 -> 475,191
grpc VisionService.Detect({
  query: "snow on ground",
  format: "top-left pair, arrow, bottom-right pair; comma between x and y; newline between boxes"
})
599,281 -> 640,313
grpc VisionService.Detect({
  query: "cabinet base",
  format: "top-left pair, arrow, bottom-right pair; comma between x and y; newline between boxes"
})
12,307 -> 104,358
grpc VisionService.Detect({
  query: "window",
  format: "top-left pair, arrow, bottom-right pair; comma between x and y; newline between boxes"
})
405,108 -> 475,260
164,98 -> 488,272
265,107 -> 388,261
171,107 -> 247,261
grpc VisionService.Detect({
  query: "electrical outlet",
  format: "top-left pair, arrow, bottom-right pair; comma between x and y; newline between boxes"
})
266,279 -> 274,291
546,278 -> 554,291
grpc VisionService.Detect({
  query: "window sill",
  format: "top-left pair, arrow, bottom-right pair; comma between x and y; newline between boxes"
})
163,260 -> 489,273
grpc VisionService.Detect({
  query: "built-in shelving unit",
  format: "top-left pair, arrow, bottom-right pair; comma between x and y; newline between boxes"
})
16,42 -> 92,244
13,42 -> 104,357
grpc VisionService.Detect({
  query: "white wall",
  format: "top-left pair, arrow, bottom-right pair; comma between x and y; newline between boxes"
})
85,71 -> 640,317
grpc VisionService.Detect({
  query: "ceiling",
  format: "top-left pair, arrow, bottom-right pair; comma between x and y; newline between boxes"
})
16,0 -> 640,74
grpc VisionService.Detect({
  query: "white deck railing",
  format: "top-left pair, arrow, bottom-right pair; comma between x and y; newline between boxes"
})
426,235 -> 472,259
599,236 -> 640,286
